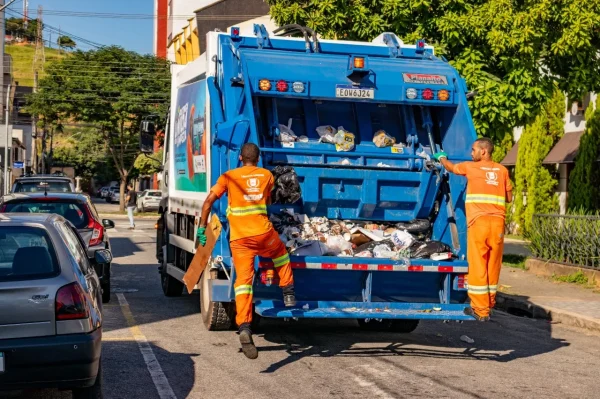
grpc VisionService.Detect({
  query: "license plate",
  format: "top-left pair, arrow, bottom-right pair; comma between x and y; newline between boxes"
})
335,86 -> 374,99
0,352 -> 5,373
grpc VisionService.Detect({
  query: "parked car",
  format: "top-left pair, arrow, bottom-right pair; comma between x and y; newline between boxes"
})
109,188 -> 121,204
0,213 -> 109,397
96,186 -> 107,198
100,187 -> 114,199
11,174 -> 75,193
136,190 -> 162,212
0,192 -> 115,303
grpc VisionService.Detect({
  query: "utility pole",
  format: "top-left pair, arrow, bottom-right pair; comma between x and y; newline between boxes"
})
3,83 -> 10,194
31,70 -> 37,173
33,6 -> 44,73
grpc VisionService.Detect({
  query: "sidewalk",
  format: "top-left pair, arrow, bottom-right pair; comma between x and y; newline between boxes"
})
496,267 -> 600,333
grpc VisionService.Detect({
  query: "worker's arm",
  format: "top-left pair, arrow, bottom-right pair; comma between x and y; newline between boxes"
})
438,157 -> 458,174
506,190 -> 513,204
199,192 -> 219,228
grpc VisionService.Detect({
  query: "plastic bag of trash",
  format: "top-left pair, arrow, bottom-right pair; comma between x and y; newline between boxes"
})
354,250 -> 373,258
390,230 -> 415,250
316,125 -> 337,144
410,240 -> 452,259
334,126 -> 355,152
373,244 -> 397,258
291,241 -> 328,256
272,165 -> 302,204
356,239 -> 394,254
325,235 -> 353,256
395,219 -> 431,234
276,118 -> 297,143
373,130 -> 396,148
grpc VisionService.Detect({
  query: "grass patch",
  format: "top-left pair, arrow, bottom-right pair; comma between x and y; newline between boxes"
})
552,270 -> 589,285
505,234 -> 526,241
6,44 -> 66,86
502,254 -> 527,269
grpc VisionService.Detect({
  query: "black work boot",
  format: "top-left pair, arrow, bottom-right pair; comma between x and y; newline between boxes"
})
282,284 -> 296,307
238,323 -> 258,359
464,307 -> 490,322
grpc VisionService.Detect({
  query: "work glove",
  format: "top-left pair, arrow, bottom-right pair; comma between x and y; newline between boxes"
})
196,227 -> 207,247
433,151 -> 448,161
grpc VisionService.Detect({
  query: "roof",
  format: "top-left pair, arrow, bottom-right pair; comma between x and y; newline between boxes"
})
2,192 -> 90,202
501,142 -> 519,166
543,131 -> 584,164
14,175 -> 72,182
0,213 -> 57,223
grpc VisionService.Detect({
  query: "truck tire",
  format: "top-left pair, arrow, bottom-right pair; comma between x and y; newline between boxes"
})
161,265 -> 184,297
389,319 -> 420,333
200,269 -> 233,331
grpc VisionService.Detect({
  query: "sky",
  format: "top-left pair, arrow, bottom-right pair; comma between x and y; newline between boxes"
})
7,0 -> 156,54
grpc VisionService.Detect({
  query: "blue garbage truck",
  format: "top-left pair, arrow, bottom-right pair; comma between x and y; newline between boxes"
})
148,24 -> 478,332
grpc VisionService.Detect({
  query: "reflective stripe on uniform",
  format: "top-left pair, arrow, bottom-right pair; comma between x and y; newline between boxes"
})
226,205 -> 267,217
488,284 -> 498,294
234,284 -> 253,296
465,194 -> 505,207
467,284 -> 490,295
273,253 -> 290,268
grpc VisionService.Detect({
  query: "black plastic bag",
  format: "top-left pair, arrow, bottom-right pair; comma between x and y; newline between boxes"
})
272,166 -> 302,204
355,239 -> 395,253
409,240 -> 452,259
395,219 -> 431,234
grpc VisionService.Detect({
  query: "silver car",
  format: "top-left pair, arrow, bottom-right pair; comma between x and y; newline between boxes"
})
136,189 -> 162,212
0,213 -> 110,396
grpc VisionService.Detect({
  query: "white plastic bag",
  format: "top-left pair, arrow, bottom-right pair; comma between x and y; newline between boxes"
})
334,126 -> 355,152
316,125 -> 337,144
276,118 -> 297,143
325,235 -> 353,256
391,230 -> 415,250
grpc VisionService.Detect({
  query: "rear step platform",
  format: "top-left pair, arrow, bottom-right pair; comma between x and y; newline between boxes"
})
255,301 -> 474,320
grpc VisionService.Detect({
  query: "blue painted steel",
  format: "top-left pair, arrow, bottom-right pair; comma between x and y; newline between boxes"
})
203,27 -> 478,321
255,301 -> 472,320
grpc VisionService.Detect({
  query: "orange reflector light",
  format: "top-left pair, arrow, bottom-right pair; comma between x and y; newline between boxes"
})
437,89 -> 450,101
259,79 -> 272,91
155,223 -> 158,229
422,88 -> 434,100
354,57 -> 365,69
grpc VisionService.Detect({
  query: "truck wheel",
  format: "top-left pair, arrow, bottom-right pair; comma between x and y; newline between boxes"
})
357,318 -> 393,331
389,319 -> 420,333
161,267 -> 184,297
200,269 -> 233,331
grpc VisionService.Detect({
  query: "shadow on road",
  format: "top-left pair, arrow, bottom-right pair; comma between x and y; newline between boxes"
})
257,312 -> 569,374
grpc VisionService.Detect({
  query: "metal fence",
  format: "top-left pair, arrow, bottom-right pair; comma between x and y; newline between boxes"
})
529,214 -> 600,269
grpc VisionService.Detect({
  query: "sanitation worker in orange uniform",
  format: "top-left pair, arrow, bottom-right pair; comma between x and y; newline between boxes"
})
197,143 -> 295,359
434,138 -> 513,321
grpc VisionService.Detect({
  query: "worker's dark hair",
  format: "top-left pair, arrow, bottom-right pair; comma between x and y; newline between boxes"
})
241,143 -> 260,164
475,137 -> 494,154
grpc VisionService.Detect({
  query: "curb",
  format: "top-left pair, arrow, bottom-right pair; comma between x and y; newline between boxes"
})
496,293 -> 600,333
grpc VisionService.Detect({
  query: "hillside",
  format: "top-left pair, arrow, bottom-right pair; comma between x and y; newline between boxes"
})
6,44 -> 66,86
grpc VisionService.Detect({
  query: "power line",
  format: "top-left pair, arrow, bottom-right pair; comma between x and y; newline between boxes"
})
34,9 -> 264,21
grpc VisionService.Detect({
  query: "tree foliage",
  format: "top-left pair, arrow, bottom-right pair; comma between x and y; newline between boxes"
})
28,46 -> 171,209
568,99 -> 600,211
5,17 -> 39,41
514,90 -> 565,236
267,0 -> 600,142
57,35 -> 76,50
134,149 -> 163,176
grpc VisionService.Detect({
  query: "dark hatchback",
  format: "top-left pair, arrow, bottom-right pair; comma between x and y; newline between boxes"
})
0,193 -> 115,303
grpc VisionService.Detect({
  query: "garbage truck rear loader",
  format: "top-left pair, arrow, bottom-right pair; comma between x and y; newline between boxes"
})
152,25 -> 478,331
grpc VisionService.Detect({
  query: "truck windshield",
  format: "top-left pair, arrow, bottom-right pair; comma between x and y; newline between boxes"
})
0,227 -> 60,282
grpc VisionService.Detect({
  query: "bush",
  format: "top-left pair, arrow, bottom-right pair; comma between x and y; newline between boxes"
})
527,212 -> 600,268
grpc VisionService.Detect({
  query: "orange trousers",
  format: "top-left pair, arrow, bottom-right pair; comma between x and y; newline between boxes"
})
467,216 -> 505,317
230,229 -> 294,327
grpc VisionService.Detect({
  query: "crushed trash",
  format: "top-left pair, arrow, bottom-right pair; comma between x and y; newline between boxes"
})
316,125 -> 338,144
409,240 -> 452,259
373,130 -> 396,148
276,118 -> 297,143
377,162 -> 391,168
334,126 -> 355,152
460,335 -> 475,344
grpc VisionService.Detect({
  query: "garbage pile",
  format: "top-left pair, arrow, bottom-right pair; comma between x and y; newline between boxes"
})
270,210 -> 453,260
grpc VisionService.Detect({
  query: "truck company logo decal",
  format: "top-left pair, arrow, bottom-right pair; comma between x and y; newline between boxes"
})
402,73 -> 448,85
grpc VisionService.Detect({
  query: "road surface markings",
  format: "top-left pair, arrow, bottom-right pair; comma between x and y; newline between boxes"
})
117,293 -> 177,399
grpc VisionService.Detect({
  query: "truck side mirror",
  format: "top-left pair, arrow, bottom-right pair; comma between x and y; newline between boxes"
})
140,120 -> 156,154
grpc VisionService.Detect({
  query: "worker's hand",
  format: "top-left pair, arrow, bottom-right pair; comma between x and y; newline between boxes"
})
433,151 -> 448,161
196,227 -> 207,247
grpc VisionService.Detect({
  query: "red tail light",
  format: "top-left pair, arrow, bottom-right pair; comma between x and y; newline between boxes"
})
276,80 -> 289,92
422,88 -> 434,100
85,206 -> 104,246
56,282 -> 89,320
457,274 -> 467,289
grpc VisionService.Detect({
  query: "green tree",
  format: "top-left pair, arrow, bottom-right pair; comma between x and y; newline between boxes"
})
28,46 -> 171,210
57,35 -> 77,50
51,128 -> 109,178
514,90 -> 565,236
134,149 -> 163,176
5,17 -> 39,41
267,0 -> 600,142
568,99 -> 600,211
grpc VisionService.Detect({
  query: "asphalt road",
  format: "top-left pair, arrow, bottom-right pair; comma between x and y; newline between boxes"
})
2,222 -> 599,398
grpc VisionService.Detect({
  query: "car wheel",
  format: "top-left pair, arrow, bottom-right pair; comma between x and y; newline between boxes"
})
72,361 -> 102,399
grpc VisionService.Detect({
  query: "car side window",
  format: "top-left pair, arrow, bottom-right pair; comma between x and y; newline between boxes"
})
56,222 -> 91,274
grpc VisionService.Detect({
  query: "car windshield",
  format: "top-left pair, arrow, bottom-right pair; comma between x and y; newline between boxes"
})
14,180 -> 72,193
147,191 -> 161,197
0,226 -> 59,282
3,201 -> 90,229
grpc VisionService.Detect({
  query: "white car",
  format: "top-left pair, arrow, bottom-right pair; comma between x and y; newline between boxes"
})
106,188 -> 120,204
136,190 -> 162,212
